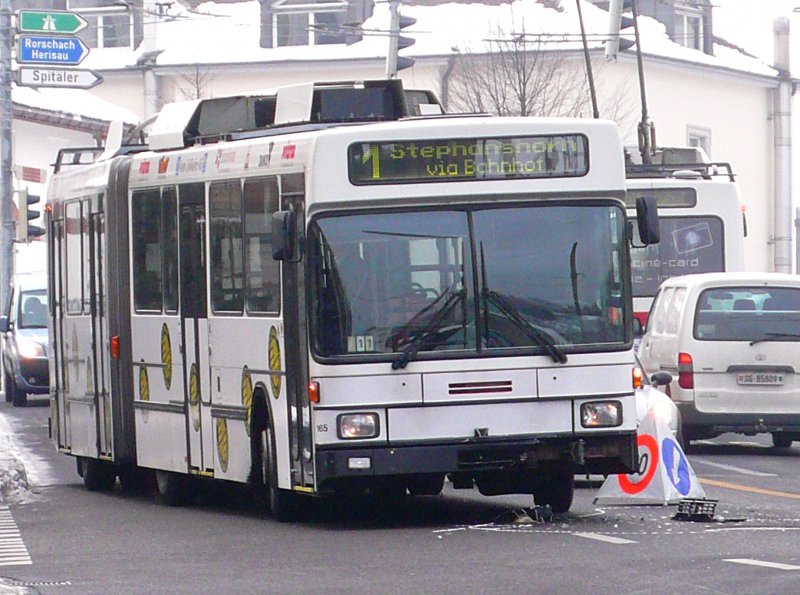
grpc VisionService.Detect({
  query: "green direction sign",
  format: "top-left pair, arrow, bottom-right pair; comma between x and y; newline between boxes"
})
17,10 -> 88,35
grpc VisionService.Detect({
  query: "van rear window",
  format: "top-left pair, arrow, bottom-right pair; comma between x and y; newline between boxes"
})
694,287 -> 800,341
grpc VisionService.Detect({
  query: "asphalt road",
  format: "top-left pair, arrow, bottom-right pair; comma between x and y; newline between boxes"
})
2,399 -> 800,594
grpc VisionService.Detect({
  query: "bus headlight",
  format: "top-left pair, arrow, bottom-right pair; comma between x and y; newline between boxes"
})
337,413 -> 379,439
581,401 -> 622,428
17,337 -> 45,359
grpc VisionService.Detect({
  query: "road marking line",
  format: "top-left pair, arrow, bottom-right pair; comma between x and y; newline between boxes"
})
692,458 -> 777,477
700,477 -> 800,499
573,532 -> 637,544
0,507 -> 30,567
725,559 -> 800,571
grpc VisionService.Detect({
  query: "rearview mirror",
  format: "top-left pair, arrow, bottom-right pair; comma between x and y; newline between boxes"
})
272,210 -> 297,261
650,371 -> 673,388
0,315 -> 8,333
635,195 -> 660,245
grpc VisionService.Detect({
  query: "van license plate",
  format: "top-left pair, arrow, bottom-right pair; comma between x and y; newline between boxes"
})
736,372 -> 785,386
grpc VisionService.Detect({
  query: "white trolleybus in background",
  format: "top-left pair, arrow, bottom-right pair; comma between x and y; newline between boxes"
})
625,149 -> 746,329
46,79 -> 660,519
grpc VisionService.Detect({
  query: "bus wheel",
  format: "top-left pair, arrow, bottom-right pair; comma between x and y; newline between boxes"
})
80,457 -> 117,492
3,372 -> 12,402
772,433 -> 793,449
532,465 -> 574,514
261,423 -> 296,522
155,470 -> 187,506
6,373 -> 26,407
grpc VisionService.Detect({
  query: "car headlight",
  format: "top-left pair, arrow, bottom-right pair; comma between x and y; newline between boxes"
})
581,401 -> 622,428
337,413 -> 379,439
17,337 -> 45,359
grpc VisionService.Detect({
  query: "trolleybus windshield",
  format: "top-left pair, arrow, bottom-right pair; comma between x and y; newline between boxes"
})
309,200 -> 629,361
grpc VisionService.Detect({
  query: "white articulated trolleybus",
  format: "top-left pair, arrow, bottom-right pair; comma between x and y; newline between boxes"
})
46,80 -> 660,519
625,151 -> 746,327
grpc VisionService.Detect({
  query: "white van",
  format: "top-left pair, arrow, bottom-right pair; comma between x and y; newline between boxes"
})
638,272 -> 800,448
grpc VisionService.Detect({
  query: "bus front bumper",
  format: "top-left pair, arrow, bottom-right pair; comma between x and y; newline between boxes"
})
314,432 -> 637,490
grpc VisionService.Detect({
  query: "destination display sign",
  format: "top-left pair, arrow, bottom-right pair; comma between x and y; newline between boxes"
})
348,135 -> 588,185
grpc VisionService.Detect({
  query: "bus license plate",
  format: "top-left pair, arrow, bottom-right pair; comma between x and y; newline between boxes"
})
736,372 -> 785,386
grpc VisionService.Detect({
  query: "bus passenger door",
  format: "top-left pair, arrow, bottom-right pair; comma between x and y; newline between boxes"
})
89,211 -> 113,457
51,219 -> 70,451
178,185 -> 212,474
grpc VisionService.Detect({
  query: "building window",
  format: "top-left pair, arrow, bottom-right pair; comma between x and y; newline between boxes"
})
687,126 -> 711,158
675,10 -> 703,51
69,0 -> 132,49
272,0 -> 348,47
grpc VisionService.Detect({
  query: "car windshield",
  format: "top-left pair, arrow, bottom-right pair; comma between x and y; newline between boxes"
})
18,289 -> 48,329
309,200 -> 630,362
694,286 -> 800,341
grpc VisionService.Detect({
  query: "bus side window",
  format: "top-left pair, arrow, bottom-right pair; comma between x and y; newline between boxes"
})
210,180 -> 244,313
162,186 -> 179,313
131,189 -> 163,312
244,177 -> 280,314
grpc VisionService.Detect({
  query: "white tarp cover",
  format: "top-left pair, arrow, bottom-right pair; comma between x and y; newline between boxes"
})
594,407 -> 706,505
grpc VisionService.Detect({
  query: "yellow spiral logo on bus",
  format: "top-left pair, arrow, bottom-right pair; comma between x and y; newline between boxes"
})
189,363 -> 200,432
139,360 -> 150,424
139,362 -> 150,402
242,367 -> 253,437
268,326 -> 281,399
216,418 -> 229,472
161,323 -> 172,389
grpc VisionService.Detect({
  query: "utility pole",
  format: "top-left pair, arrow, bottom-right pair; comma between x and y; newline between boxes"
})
0,0 -> 13,314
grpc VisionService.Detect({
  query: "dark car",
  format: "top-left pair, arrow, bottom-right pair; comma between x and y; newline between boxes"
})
1,273 -> 49,407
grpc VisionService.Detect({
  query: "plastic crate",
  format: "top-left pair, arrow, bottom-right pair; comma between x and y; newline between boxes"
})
673,498 -> 718,522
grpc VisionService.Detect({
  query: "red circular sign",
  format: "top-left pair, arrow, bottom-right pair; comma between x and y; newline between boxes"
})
618,434 -> 659,494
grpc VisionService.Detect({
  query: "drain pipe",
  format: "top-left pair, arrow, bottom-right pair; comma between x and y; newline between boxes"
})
773,17 -> 793,273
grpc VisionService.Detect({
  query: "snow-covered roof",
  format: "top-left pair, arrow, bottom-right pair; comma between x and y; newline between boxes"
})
13,86 -> 141,126
78,0 -> 778,79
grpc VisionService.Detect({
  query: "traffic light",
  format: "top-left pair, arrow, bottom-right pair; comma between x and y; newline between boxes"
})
605,0 -> 636,60
386,0 -> 416,78
16,189 -> 45,243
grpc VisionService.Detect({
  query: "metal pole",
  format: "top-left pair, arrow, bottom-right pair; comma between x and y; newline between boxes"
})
576,0 -> 599,119
0,0 -> 14,312
385,0 -> 399,79
630,0 -> 652,164
774,17 -> 793,274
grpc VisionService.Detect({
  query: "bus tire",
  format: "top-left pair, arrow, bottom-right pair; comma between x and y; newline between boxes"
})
155,470 -> 187,506
532,465 -> 574,514
80,457 -> 117,492
3,372 -> 12,402
7,374 -> 26,407
261,422 -> 296,522
772,433 -> 793,449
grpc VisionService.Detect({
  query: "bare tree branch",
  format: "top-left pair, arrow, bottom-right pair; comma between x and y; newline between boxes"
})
447,19 -> 634,130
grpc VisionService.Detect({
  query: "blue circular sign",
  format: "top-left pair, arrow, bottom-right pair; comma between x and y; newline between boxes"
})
661,437 -> 691,495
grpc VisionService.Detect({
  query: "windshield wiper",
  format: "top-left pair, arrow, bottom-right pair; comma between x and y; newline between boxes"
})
392,288 -> 466,370
749,332 -> 800,346
484,289 -> 567,364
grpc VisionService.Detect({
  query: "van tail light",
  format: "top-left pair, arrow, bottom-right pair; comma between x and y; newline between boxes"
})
678,352 -> 694,389
110,336 -> 120,359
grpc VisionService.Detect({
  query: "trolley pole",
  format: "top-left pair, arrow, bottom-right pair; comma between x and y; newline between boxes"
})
0,0 -> 13,314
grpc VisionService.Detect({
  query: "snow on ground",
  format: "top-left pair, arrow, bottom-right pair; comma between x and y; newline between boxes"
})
0,412 -> 42,505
